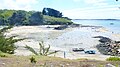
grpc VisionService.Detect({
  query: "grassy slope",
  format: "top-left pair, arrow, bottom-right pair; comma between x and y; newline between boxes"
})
43,15 -> 73,25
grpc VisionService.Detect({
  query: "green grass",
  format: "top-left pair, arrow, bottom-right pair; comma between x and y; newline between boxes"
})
106,57 -> 120,61
76,58 -> 88,61
43,15 -> 73,25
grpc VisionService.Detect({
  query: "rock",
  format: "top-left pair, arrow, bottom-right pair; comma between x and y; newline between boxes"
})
2,63 -> 5,65
54,25 -> 68,30
105,63 -> 115,67
66,63 -> 70,66
95,36 -> 120,56
69,24 -> 81,28
93,36 -> 111,43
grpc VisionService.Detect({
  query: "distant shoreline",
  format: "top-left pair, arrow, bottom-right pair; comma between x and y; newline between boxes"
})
72,19 -> 120,20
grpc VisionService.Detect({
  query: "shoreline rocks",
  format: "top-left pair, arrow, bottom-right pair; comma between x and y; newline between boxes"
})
94,36 -> 120,56
54,24 -> 103,30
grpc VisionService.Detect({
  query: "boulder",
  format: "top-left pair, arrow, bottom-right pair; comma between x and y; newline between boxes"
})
105,63 -> 115,67
54,25 -> 68,30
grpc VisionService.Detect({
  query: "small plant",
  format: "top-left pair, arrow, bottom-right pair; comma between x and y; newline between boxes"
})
30,56 -> 37,63
25,41 -> 59,56
106,57 -> 120,61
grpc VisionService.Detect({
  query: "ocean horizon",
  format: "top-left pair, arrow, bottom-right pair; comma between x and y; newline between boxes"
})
72,19 -> 120,33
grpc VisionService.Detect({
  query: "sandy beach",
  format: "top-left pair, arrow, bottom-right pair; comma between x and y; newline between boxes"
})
5,25 -> 120,61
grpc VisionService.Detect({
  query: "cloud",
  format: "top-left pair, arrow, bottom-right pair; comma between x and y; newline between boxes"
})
72,0 -> 108,6
84,0 -> 108,6
63,5 -> 120,19
0,0 -> 39,11
84,0 -> 105,4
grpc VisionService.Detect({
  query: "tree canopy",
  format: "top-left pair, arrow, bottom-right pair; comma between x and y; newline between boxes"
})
42,8 -> 62,18
0,8 -> 72,25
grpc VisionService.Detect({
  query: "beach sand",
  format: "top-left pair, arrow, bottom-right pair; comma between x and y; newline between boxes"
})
5,25 -> 120,61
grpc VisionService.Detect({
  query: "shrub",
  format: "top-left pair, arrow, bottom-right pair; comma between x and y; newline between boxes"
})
0,26 -> 24,54
30,56 -> 37,63
25,41 -> 59,56
106,57 -> 120,61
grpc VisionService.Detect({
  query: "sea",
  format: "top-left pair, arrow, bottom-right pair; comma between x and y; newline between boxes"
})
72,19 -> 120,33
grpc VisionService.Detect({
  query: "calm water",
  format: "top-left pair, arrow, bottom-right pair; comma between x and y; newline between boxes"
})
72,19 -> 120,33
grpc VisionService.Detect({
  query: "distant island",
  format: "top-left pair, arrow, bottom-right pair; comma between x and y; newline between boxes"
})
0,8 -> 73,26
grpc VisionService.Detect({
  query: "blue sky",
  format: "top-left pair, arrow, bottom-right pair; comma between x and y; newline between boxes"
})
0,0 -> 120,19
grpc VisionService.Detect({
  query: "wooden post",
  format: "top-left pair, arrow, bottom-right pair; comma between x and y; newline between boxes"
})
64,51 -> 66,58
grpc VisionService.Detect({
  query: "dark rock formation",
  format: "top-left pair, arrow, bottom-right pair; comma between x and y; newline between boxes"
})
69,24 -> 81,28
93,36 -> 112,43
94,36 -> 120,56
54,25 -> 68,30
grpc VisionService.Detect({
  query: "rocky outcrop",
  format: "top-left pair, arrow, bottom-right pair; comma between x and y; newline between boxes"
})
54,25 -> 68,30
93,36 -> 120,56
93,36 -> 111,43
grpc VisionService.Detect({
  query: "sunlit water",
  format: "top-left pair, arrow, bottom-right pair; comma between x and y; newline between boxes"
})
72,19 -> 120,33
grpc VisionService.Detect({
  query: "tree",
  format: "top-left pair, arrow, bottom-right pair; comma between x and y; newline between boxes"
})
8,10 -> 28,25
0,15 -> 5,25
0,9 -> 15,25
42,8 -> 63,18
29,12 -> 43,25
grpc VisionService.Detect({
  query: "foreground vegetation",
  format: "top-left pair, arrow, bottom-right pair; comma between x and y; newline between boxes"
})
106,57 -> 120,61
0,54 -> 120,67
0,26 -> 24,54
25,41 -> 59,56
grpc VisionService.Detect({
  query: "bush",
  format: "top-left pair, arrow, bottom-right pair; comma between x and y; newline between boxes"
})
106,57 -> 120,61
0,26 -> 24,54
30,56 -> 37,63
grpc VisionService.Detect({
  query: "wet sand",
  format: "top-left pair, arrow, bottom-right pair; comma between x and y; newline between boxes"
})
5,25 -> 120,60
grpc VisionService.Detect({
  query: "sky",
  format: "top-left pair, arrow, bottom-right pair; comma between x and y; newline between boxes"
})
0,0 -> 120,19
